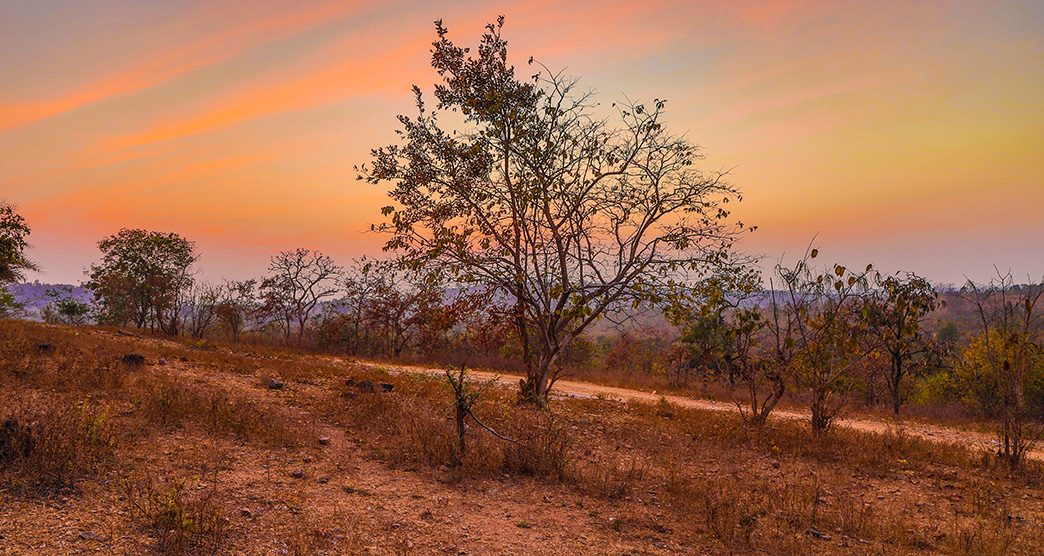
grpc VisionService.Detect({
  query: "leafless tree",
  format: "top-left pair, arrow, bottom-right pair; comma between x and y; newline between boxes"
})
259,249 -> 341,341
183,282 -> 223,339
963,272 -> 1043,469
360,18 -> 747,404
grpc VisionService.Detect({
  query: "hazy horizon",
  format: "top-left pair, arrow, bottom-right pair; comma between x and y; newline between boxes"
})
3,0 -> 1042,285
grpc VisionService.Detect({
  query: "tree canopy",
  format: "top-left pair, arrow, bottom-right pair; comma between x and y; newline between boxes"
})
359,17 -> 748,403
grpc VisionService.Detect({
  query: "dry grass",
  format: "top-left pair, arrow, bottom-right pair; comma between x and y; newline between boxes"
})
131,372 -> 310,446
2,319 -> 1042,554
122,472 -> 228,555
0,394 -> 116,495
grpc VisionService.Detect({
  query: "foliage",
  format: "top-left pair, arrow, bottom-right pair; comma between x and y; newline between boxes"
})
85,229 -> 197,334
213,279 -> 257,342
961,274 -> 1043,468
865,272 -> 939,414
0,201 -> 37,284
41,285 -> 92,325
775,247 -> 874,433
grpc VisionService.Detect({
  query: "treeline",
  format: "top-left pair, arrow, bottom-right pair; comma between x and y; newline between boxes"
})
20,224 -> 1044,468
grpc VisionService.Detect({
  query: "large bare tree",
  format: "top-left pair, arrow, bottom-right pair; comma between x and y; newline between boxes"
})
260,249 -> 341,341
360,18 -> 747,404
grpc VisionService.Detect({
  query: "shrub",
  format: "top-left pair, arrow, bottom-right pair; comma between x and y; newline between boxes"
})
123,473 -> 227,555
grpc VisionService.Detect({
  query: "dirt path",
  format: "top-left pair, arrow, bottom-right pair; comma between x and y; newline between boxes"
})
353,359 -> 1043,462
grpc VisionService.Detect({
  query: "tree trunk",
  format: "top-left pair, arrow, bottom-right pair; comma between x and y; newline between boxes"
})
519,357 -> 553,406
811,390 -> 831,434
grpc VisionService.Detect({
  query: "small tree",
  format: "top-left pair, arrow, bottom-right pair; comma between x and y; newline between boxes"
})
183,282 -> 222,339
259,249 -> 341,341
776,248 -> 873,433
667,268 -> 787,426
214,279 -> 257,342
86,229 -> 197,335
41,286 -> 92,325
336,257 -> 386,355
0,201 -> 37,284
364,262 -> 474,357
360,18 -> 745,404
962,273 -> 1042,469
866,272 -> 939,414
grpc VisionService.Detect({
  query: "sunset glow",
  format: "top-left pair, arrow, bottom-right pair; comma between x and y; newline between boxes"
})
3,0 -> 1042,284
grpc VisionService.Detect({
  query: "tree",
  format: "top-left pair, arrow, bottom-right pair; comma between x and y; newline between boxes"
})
363,262 -> 473,357
335,257 -> 386,355
776,247 -> 873,433
259,249 -> 341,341
359,18 -> 746,404
962,273 -> 1042,469
183,282 -> 222,339
86,229 -> 197,335
866,272 -> 939,414
214,279 -> 257,342
0,201 -> 37,284
667,268 -> 787,426
41,286 -> 92,325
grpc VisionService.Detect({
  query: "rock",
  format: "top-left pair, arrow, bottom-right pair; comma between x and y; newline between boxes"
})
266,378 -> 285,390
120,353 -> 146,367
79,531 -> 108,542
317,476 -> 329,484
318,436 -> 331,446
290,469 -> 305,479
36,343 -> 55,355
345,378 -> 393,394
240,508 -> 253,518
179,356 -> 189,362
158,358 -> 167,365
805,528 -> 832,541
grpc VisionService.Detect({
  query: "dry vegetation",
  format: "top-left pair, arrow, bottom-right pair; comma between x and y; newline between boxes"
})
1,319 -> 1042,555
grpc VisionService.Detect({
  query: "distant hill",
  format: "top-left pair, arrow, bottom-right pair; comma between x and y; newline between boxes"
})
5,282 -> 92,318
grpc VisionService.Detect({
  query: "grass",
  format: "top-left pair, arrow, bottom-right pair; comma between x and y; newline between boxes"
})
0,394 -> 116,495
122,472 -> 227,555
1,319 -> 1042,554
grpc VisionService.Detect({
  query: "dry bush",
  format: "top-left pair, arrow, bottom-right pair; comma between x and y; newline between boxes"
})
336,373 -> 576,481
132,373 -> 308,446
0,395 -> 116,495
581,456 -> 649,500
123,473 -> 227,555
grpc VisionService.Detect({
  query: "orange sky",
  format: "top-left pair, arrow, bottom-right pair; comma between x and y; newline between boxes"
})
2,0 -> 1042,284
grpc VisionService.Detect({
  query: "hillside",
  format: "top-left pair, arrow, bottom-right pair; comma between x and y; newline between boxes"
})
1,320 -> 1041,555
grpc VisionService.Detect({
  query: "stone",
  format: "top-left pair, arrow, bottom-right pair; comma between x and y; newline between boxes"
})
290,469 -> 305,479
79,531 -> 107,542
318,436 -> 331,446
121,353 -> 146,367
266,378 -> 285,389
36,343 -> 55,355
806,528 -> 832,541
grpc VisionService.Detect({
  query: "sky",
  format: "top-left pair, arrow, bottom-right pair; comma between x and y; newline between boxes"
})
2,0 -> 1042,285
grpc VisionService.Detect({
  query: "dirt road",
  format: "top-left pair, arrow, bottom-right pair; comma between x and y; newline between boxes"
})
356,359 -> 1042,462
